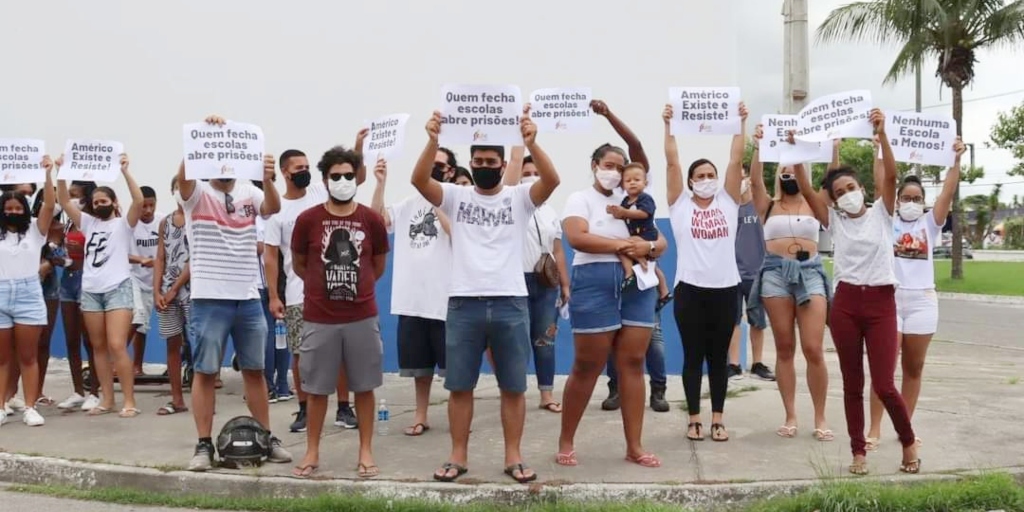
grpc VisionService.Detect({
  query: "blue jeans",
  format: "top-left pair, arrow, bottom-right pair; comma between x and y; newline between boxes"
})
261,289 -> 291,396
190,298 -> 267,375
569,262 -> 657,333
524,273 -> 558,392
606,310 -> 667,389
444,296 -> 530,393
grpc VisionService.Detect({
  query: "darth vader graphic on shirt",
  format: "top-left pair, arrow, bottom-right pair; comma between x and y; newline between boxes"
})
321,220 -> 365,301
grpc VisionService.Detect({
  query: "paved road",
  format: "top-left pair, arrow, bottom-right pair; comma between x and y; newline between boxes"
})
936,298 -> 1024,349
0,488 -> 227,512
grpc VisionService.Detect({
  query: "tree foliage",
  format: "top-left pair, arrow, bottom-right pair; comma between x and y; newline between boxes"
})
987,100 -> 1024,177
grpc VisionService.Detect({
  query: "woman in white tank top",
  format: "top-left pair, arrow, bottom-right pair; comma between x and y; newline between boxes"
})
746,125 -> 834,443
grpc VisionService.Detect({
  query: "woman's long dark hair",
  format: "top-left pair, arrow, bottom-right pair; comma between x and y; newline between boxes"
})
83,185 -> 121,217
0,191 -> 32,241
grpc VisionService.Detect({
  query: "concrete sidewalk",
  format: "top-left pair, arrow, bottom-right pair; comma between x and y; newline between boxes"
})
0,299 -> 1022,506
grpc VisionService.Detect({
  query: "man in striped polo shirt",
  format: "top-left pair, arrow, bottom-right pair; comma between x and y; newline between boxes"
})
176,114 -> 291,471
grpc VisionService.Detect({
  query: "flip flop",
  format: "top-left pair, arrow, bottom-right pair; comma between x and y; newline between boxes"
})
813,428 -> 835,442
157,403 -> 188,416
687,422 -> 704,441
35,397 -> 55,407
87,406 -> 113,416
433,462 -> 468,482
555,451 -> 578,466
899,458 -> 921,474
404,423 -> 430,436
504,463 -> 538,484
357,463 -> 380,479
292,464 -> 318,478
776,425 -> 798,438
539,402 -> 562,413
119,407 -> 142,418
711,423 -> 729,442
625,453 -> 661,468
849,460 -> 869,475
865,437 -> 880,451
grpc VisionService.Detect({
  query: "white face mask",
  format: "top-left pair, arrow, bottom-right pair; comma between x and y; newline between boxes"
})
691,178 -> 719,199
899,201 -> 924,221
837,189 -> 865,215
520,176 -> 539,186
172,191 -> 183,204
595,169 -> 621,190
740,179 -> 751,196
328,177 -> 357,202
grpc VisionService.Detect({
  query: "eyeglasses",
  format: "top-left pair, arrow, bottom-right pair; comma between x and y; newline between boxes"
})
225,192 -> 235,214
328,173 -> 356,182
899,196 -> 925,204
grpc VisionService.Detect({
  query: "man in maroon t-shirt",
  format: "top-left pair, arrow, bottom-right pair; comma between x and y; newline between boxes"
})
290,146 -> 389,478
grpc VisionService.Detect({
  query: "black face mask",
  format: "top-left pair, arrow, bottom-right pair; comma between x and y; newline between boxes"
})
94,205 -> 115,219
6,213 -> 30,231
471,167 -> 502,190
430,163 -> 447,182
216,178 -> 235,185
780,179 -> 800,196
291,171 -> 311,189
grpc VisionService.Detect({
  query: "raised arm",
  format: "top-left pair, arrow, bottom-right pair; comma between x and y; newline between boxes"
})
872,109 -> 897,215
122,154 -> 145,228
35,156 -> 56,235
932,138 -> 966,224
259,154 -> 280,217
592,99 -> 649,171
872,137 -> 885,202
56,156 -> 82,229
354,128 -> 369,186
749,125 -> 771,218
663,104 -> 684,206
794,161 -> 831,228
523,110 -> 560,206
370,158 -> 390,228
502,145 -> 527,185
411,112 -> 445,207
723,102 -> 748,203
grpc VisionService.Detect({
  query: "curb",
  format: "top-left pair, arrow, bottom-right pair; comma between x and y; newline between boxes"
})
2,453 -> 1023,507
937,292 -> 1024,305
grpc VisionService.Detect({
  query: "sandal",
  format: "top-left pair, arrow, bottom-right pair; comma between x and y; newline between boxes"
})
625,453 -> 661,468
157,403 -> 188,416
404,423 -> 430,436
357,463 -> 380,479
35,397 -> 55,407
539,402 -> 562,413
656,294 -> 673,312
899,459 -> 921,474
687,422 -> 704,441
711,423 -> 729,442
292,464 -> 318,478
119,407 -> 142,418
433,462 -> 468,482
620,274 -> 637,291
865,437 -> 880,451
504,463 -> 537,484
87,406 -> 113,416
555,451 -> 578,466
813,428 -> 835,442
849,459 -> 869,475
776,425 -> 798,438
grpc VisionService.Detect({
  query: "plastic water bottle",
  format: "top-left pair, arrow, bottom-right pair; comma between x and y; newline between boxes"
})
274,319 -> 287,350
377,399 -> 390,436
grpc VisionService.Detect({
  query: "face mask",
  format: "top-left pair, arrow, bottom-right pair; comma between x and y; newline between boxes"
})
94,205 -> 115,219
430,163 -> 447,182
520,176 -> 539,186
328,177 -> 357,203
77,198 -> 87,209
780,179 -> 800,196
216,178 -> 235,186
290,171 -> 311,189
471,166 -> 502,190
740,179 -> 751,195
595,169 -> 621,190
836,189 -> 865,215
899,201 -> 924,221
691,179 -> 719,199
172,190 -> 183,204
6,213 -> 30,230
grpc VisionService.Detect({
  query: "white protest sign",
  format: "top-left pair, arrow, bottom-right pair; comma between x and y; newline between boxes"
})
528,87 -> 592,132
0,139 -> 46,185
669,87 -> 742,136
885,111 -> 957,168
795,90 -> 874,142
362,113 -> 410,163
58,139 -> 124,182
760,115 -> 832,165
182,121 -> 265,180
439,84 -> 523,146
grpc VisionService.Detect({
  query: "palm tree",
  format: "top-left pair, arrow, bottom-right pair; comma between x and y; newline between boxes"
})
816,0 -> 1024,279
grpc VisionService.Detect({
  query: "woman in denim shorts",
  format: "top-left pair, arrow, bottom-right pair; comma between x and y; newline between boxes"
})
59,154 -> 145,418
557,106 -> 667,469
746,125 -> 833,441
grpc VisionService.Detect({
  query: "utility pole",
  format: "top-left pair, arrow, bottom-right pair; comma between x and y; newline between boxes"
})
913,0 -> 923,176
782,0 -> 810,114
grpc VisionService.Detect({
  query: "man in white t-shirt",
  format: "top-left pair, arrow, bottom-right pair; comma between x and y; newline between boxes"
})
177,114 -> 290,472
411,107 -> 560,484
128,186 -> 161,375
371,157 -> 452,437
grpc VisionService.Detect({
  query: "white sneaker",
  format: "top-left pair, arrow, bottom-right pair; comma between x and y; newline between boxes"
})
58,393 -> 86,410
2,403 -> 12,416
0,409 -> 7,426
7,397 -> 26,412
81,394 -> 101,411
22,407 -> 45,427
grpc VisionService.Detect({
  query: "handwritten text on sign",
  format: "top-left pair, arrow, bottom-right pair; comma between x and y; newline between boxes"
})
182,121 -> 265,180
59,139 -> 124,183
362,113 -> 410,163
795,90 -> 874,142
885,111 -> 957,168
439,84 -> 523,146
0,139 -> 46,185
760,115 -> 831,164
529,87 -> 592,132
669,87 -> 742,136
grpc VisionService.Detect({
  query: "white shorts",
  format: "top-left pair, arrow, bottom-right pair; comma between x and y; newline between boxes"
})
131,279 -> 155,333
895,288 -> 938,335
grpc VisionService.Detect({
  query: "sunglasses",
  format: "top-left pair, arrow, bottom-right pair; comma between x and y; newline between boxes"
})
328,173 -> 356,182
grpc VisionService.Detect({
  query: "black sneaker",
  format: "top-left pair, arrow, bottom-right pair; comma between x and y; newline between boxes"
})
334,403 -> 357,429
187,441 -> 215,472
750,362 -> 777,382
727,364 -> 743,381
267,390 -> 279,404
289,405 -> 307,433
601,390 -> 621,411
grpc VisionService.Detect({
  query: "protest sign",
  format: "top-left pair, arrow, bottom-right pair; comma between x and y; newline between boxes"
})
439,84 -> 523,146
182,121 -> 265,180
760,115 -> 831,165
529,87 -> 592,132
794,90 -> 874,142
668,87 -> 742,136
362,113 -> 410,163
0,139 -> 46,185
58,139 -> 124,182
885,111 -> 957,168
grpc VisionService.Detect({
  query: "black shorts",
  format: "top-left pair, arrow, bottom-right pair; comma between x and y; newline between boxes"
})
397,315 -> 446,378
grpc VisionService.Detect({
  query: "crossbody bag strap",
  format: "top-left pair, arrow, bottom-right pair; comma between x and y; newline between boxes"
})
532,213 -> 545,250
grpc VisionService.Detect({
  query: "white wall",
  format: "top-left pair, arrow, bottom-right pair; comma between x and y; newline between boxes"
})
1,0 -> 738,217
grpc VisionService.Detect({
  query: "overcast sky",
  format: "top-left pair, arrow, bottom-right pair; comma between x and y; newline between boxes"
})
2,0 -> 1021,211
